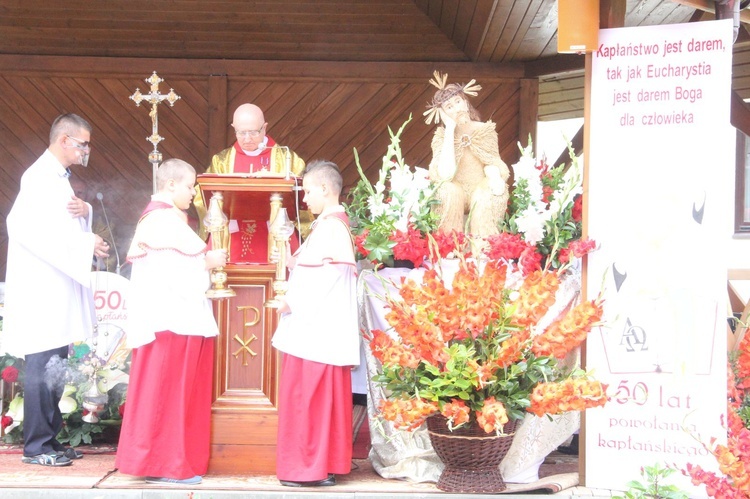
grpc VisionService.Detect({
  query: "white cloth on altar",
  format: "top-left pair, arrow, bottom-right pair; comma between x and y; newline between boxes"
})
272,211 -> 360,367
125,199 -> 218,348
3,149 -> 97,356
358,263 -> 582,484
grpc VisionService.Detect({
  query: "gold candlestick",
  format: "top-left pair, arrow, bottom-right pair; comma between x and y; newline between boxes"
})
204,192 -> 236,299
265,206 -> 295,308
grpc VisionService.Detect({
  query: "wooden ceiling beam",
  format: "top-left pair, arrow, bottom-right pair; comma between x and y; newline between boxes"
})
600,0 -> 626,29
524,54 -> 585,78
671,0 -> 750,23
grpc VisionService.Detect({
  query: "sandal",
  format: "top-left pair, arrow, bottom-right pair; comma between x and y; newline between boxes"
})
21,453 -> 73,467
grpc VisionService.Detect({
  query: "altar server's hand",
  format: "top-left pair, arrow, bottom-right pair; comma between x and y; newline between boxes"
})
206,249 -> 228,270
93,235 -> 110,259
277,298 -> 291,314
68,195 -> 89,219
270,242 -> 295,268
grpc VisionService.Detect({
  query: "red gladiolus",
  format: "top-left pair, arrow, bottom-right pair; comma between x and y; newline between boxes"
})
518,246 -> 543,275
571,195 -> 583,222
432,230 -> 466,258
542,185 -> 554,204
1,366 -> 19,383
354,230 -> 371,258
485,232 -> 527,261
391,226 -> 429,268
568,238 -> 597,258
1,415 -> 12,430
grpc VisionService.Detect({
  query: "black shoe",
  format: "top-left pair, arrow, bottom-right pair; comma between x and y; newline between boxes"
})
280,475 -> 336,487
557,434 -> 579,455
57,447 -> 83,460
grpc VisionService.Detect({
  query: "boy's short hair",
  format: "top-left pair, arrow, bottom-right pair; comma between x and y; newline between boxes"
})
156,159 -> 196,191
50,113 -> 92,144
303,159 -> 342,195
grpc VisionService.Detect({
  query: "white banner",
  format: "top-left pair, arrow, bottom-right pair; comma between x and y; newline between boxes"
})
586,20 -> 734,494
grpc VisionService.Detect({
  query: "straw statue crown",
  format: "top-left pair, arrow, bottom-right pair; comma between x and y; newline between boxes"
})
423,71 -> 482,125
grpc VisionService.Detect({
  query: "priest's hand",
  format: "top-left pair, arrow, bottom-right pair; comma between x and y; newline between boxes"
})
205,249 -> 228,270
68,195 -> 89,219
93,235 -> 110,259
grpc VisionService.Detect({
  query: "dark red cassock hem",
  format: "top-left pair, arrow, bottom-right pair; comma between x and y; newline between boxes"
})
115,332 -> 214,479
276,353 -> 353,482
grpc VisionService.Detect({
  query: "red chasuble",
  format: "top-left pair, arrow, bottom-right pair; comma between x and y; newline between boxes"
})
232,136 -> 277,173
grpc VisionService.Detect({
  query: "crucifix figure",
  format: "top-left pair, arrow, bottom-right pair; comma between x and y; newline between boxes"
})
130,72 -> 181,193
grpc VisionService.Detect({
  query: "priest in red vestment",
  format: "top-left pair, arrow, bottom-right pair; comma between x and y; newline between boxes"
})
271,160 -> 360,487
192,103 -> 308,258
115,159 -> 227,486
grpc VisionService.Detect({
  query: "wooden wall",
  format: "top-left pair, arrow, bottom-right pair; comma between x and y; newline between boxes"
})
0,56 -> 533,281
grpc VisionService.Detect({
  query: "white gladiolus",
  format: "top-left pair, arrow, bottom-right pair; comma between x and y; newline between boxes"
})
515,208 -> 550,246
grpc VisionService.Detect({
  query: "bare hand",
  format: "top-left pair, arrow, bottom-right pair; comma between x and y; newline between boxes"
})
277,299 -> 291,314
93,235 -> 110,259
205,249 -> 228,270
68,196 -> 89,219
270,242 -> 294,268
439,108 -> 456,130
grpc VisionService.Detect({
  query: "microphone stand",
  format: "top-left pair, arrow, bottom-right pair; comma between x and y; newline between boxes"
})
96,192 -> 121,275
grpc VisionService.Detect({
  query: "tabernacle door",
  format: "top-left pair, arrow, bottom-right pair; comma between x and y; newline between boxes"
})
197,174 -> 301,474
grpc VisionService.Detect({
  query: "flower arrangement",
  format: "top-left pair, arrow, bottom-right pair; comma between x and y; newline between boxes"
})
345,115 -> 441,268
367,237 -> 608,434
0,341 -> 130,446
682,334 -> 750,496
502,139 -> 586,271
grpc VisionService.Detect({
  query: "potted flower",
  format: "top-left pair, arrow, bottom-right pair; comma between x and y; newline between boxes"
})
501,139 -> 589,272
366,226 -> 607,492
345,115 -> 441,268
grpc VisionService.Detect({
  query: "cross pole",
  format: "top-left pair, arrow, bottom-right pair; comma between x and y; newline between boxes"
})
129,72 -> 181,193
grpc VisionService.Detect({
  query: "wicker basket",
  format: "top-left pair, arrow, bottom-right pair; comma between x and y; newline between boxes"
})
426,414 -> 519,493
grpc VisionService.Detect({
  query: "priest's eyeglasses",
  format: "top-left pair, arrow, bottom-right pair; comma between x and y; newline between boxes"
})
67,135 -> 91,151
235,126 -> 264,139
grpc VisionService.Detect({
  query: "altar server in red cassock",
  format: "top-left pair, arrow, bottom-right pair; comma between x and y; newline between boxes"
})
115,159 -> 227,486
271,159 -> 360,487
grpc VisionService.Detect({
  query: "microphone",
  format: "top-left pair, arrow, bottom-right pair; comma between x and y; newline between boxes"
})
270,144 -> 293,180
96,192 -> 121,275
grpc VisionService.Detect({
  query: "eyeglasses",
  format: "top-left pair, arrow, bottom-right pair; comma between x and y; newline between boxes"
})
234,126 -> 265,139
67,135 -> 91,151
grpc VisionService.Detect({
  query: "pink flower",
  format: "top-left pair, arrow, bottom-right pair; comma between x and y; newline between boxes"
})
569,238 -> 597,258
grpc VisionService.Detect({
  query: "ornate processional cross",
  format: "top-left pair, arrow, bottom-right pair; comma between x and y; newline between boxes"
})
129,72 -> 181,194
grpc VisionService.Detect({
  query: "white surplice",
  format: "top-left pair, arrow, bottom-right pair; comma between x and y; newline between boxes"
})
271,207 -> 360,367
2,149 -> 96,356
125,196 -> 218,349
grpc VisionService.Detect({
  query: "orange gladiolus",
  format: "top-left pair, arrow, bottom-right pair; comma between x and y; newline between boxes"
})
511,271 -> 560,328
528,378 -> 608,417
441,400 -> 471,428
476,397 -> 509,433
531,300 -> 603,359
